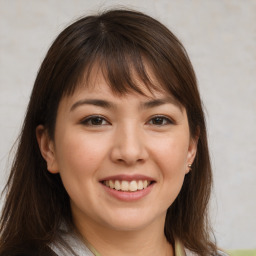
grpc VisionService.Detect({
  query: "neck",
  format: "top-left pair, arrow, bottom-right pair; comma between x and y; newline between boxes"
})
74,215 -> 173,256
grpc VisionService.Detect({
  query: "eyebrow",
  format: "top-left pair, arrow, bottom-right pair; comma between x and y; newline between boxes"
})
141,97 -> 180,109
70,99 -> 114,111
70,97 -> 180,112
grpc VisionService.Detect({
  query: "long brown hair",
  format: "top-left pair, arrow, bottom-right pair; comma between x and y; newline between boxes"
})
0,9 -> 217,255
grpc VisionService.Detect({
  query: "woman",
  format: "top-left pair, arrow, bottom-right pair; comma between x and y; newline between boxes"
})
0,9 -> 226,256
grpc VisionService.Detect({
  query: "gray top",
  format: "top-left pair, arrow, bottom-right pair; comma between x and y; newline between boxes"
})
49,231 -> 94,256
49,231 -> 228,256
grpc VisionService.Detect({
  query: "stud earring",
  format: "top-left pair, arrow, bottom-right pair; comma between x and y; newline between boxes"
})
188,164 -> 192,170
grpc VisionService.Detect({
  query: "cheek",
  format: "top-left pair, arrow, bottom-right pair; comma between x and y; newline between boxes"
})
55,131 -> 107,178
151,135 -> 189,174
152,137 -> 189,207
54,133 -> 106,204
57,131 -> 104,164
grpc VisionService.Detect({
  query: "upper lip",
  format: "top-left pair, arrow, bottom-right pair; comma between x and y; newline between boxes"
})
99,174 -> 155,182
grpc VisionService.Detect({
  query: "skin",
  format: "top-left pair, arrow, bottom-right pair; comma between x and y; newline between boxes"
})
37,71 -> 197,256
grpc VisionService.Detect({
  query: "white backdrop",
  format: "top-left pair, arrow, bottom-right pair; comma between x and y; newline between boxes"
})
0,0 -> 255,250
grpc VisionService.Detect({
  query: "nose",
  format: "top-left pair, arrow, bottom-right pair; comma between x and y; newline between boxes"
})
110,124 -> 149,166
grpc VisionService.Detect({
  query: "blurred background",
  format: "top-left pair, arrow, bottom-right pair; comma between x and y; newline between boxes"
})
0,0 -> 255,251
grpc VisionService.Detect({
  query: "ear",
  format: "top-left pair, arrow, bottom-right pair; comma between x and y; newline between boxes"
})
186,135 -> 199,174
36,125 -> 59,173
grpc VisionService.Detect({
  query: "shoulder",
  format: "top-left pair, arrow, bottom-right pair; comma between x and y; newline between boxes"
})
183,246 -> 229,256
48,231 -> 94,256
216,250 -> 229,256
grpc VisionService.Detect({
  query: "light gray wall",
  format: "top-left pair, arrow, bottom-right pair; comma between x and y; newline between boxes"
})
0,0 -> 255,250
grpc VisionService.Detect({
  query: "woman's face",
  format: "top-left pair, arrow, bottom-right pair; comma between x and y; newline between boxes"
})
38,71 -> 197,233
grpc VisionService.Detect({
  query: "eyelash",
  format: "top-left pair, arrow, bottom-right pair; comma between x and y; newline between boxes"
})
80,115 -> 174,127
80,115 -> 110,126
146,115 -> 174,126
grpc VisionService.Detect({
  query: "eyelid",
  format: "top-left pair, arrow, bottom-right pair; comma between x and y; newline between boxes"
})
80,115 -> 111,126
146,115 -> 175,125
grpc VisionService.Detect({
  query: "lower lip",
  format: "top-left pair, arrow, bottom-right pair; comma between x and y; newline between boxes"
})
101,183 -> 154,201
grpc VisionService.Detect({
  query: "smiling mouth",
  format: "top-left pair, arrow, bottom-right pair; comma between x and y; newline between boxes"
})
102,180 -> 154,192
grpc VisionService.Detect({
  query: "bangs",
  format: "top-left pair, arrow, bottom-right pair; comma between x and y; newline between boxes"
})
59,13 -> 187,102
63,37 -> 167,98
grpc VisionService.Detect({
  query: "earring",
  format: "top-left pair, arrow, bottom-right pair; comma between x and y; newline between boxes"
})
188,164 -> 192,170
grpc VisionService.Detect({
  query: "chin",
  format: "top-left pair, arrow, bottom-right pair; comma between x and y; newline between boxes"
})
100,209 -> 163,232
106,219 -> 150,232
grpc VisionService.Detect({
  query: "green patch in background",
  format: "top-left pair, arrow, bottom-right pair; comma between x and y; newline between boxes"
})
228,250 -> 256,256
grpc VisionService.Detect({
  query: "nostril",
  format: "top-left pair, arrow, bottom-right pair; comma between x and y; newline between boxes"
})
116,158 -> 145,165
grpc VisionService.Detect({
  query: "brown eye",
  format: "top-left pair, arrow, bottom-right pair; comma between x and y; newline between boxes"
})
81,116 -> 110,126
148,116 -> 173,126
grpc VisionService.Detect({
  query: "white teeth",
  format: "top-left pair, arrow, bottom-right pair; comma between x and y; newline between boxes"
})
129,180 -> 137,191
114,180 -> 121,190
104,180 -> 152,192
109,180 -> 115,189
137,180 -> 143,190
121,181 -> 129,191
